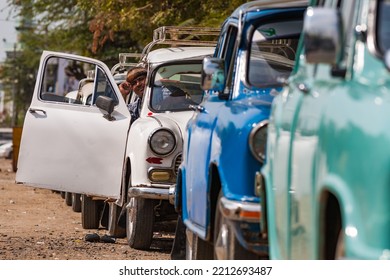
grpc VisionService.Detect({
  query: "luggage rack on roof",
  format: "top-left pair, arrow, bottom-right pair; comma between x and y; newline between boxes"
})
141,26 -> 220,60
111,53 -> 143,75
111,26 -> 221,73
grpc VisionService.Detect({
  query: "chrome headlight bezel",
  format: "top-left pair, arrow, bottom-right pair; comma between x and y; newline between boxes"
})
148,128 -> 176,156
248,120 -> 269,164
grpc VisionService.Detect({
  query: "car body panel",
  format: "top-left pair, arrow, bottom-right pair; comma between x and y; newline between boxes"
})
125,47 -> 215,200
16,51 -> 130,198
178,2 -> 306,256
261,0 -> 390,259
16,47 -> 214,202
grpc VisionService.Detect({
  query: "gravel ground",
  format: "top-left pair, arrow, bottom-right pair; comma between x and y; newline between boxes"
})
0,158 -> 172,260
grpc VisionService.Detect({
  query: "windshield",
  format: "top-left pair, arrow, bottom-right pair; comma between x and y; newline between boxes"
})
150,63 -> 203,112
248,20 -> 302,88
377,0 -> 390,54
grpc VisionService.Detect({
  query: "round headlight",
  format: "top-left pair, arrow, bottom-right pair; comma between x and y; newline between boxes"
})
249,120 -> 269,163
149,129 -> 176,156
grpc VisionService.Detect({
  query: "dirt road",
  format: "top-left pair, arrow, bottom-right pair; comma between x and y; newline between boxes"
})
0,158 -> 172,260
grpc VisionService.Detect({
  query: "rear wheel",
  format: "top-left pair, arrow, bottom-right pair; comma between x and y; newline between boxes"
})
71,193 -> 81,212
81,194 -> 100,229
126,197 -> 155,249
65,192 -> 72,206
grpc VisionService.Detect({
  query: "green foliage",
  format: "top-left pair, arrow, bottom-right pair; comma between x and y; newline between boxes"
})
1,0 -> 250,126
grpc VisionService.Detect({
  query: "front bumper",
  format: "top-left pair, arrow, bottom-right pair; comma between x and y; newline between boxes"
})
219,196 -> 268,256
128,184 -> 176,204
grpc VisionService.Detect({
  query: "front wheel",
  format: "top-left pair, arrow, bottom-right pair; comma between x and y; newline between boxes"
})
71,193 -> 82,212
81,194 -> 100,229
65,192 -> 72,206
126,197 -> 155,250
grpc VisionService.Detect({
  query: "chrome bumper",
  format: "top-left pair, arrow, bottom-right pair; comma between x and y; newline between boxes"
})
128,185 -> 176,204
219,196 -> 261,222
217,196 -> 267,257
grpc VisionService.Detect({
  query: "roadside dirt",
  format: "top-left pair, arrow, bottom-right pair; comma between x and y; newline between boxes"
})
0,158 -> 172,260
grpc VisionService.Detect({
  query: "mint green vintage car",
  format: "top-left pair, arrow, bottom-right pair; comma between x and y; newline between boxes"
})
259,0 -> 390,259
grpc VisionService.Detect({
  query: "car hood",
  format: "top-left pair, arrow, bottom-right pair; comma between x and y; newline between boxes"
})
148,110 -> 194,136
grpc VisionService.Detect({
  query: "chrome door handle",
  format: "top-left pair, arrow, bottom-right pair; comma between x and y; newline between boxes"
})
29,108 -> 46,115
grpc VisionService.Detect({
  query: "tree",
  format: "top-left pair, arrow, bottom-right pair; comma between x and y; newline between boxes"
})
1,0 -> 249,126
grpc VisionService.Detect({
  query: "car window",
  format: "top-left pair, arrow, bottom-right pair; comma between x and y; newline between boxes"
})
40,57 -> 118,106
150,63 -> 203,112
92,67 -> 119,106
41,57 -> 95,105
377,0 -> 390,54
248,20 -> 302,88
221,25 -> 239,95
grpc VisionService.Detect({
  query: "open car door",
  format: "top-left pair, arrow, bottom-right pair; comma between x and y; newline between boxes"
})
16,51 -> 131,199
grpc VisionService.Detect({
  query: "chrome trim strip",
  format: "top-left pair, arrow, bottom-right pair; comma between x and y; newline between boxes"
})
219,196 -> 261,222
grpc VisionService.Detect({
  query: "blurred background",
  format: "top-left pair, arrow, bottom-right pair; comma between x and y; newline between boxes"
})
0,0 -> 250,170
0,0 -> 250,127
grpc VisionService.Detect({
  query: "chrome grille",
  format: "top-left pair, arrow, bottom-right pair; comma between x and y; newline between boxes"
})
174,153 -> 182,176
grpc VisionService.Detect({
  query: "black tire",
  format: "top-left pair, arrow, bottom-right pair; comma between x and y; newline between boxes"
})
185,229 -> 213,260
214,191 -> 259,260
65,192 -> 72,206
81,194 -> 100,229
71,193 -> 81,212
126,197 -> 155,250
60,192 -> 65,199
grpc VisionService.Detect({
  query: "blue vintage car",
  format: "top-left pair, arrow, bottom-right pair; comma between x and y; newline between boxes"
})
172,0 -> 306,259
259,0 -> 390,259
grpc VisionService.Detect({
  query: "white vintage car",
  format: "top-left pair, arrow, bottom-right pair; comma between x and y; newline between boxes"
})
16,26 -> 218,250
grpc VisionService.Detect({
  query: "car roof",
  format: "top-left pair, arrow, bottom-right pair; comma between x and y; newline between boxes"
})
230,0 -> 308,19
145,46 -> 215,64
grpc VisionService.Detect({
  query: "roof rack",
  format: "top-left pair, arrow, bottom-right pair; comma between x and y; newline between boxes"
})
141,26 -> 220,60
111,26 -> 221,72
111,53 -> 142,75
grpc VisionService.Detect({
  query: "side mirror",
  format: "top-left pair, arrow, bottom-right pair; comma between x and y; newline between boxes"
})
96,95 -> 116,121
304,7 -> 343,65
385,50 -> 390,72
201,57 -> 225,93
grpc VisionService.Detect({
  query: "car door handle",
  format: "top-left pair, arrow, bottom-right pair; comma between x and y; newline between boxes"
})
29,108 -> 47,115
189,104 -> 206,113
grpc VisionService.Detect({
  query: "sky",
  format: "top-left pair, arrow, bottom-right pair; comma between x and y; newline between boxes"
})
0,0 -> 18,62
